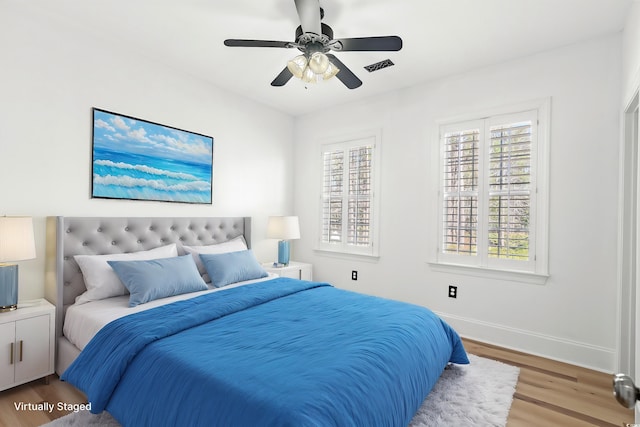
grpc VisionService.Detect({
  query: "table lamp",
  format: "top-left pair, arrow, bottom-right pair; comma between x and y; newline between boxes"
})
266,216 -> 300,266
0,217 -> 36,312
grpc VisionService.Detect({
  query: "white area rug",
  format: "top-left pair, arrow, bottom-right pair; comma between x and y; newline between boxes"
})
410,354 -> 519,427
42,354 -> 519,427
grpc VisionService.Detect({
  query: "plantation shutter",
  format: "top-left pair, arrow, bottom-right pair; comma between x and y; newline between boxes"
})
438,108 -> 541,274
347,146 -> 372,246
321,150 -> 344,244
320,139 -> 376,253
487,119 -> 533,261
436,103 -> 547,278
442,127 -> 480,256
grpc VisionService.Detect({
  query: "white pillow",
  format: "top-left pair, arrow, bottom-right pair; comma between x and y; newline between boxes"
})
74,243 -> 178,305
183,236 -> 247,283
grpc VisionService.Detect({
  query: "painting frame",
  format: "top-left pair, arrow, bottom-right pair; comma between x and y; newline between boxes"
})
91,108 -> 214,205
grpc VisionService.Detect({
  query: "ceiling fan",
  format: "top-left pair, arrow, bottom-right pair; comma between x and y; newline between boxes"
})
223,0 -> 403,89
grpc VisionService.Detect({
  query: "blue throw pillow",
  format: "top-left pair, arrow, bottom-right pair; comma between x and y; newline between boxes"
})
199,250 -> 268,288
108,255 -> 207,307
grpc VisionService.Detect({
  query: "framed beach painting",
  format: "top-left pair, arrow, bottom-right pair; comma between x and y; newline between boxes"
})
91,108 -> 213,204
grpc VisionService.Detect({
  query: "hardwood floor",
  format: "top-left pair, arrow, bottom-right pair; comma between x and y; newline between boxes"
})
463,338 -> 635,427
0,338 -> 634,427
0,376 -> 85,427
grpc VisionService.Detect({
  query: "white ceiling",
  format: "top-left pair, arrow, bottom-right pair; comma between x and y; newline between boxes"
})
26,0 -> 633,116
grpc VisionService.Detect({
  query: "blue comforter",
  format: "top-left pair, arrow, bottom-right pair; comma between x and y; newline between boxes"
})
63,278 -> 468,427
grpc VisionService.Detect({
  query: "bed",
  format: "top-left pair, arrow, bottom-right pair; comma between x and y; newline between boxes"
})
45,216 -> 469,427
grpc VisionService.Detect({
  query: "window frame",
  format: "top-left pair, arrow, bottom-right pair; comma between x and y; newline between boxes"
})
431,99 -> 550,284
316,131 -> 381,258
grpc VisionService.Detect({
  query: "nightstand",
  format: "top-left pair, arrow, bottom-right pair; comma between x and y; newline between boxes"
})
0,299 -> 55,391
263,261 -> 313,281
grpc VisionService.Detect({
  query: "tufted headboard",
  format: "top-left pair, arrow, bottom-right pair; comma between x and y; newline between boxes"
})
45,216 -> 251,343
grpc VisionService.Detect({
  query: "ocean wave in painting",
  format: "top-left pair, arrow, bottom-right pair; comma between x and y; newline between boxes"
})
94,160 -> 201,182
92,154 -> 212,204
94,174 -> 211,192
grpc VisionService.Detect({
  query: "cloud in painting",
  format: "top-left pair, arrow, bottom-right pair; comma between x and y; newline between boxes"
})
95,119 -> 115,132
127,127 -> 152,144
153,134 -> 211,156
92,110 -> 213,165
111,116 -> 131,131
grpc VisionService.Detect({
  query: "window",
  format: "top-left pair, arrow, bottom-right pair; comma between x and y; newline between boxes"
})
318,134 -> 380,257
436,101 -> 549,280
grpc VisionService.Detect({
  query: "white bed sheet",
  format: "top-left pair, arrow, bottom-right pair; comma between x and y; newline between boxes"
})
63,274 -> 278,351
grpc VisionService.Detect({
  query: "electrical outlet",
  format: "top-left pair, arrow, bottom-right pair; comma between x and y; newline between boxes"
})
352,270 -> 358,280
448,285 -> 458,298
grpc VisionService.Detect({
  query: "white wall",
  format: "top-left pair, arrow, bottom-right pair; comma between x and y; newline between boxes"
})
0,5 -> 294,300
293,35 -> 622,371
623,1 -> 640,103
620,0 -> 640,386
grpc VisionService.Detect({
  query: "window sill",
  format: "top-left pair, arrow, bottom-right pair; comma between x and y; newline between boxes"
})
428,261 -> 549,285
314,248 -> 380,262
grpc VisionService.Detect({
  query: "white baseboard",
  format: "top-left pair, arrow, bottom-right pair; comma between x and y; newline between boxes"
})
437,311 -> 617,373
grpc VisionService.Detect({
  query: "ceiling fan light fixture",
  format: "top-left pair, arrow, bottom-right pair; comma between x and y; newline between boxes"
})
288,52 -> 338,84
225,1 -> 403,89
287,55 -> 308,79
308,52 -> 331,74
322,61 -> 340,80
301,66 -> 317,83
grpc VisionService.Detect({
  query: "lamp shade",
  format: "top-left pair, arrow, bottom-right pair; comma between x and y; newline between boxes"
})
287,55 -> 308,79
0,217 -> 36,262
301,66 -> 317,84
308,52 -> 331,74
266,216 -> 300,240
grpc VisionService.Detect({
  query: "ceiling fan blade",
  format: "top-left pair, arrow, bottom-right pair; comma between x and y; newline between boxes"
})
326,54 -> 362,89
271,67 -> 294,87
294,0 -> 322,35
332,36 -> 403,52
224,39 -> 294,48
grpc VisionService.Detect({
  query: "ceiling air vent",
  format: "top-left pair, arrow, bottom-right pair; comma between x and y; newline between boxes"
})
364,59 -> 395,73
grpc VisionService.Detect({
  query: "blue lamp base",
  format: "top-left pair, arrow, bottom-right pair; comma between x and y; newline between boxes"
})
0,264 -> 18,312
277,240 -> 290,265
